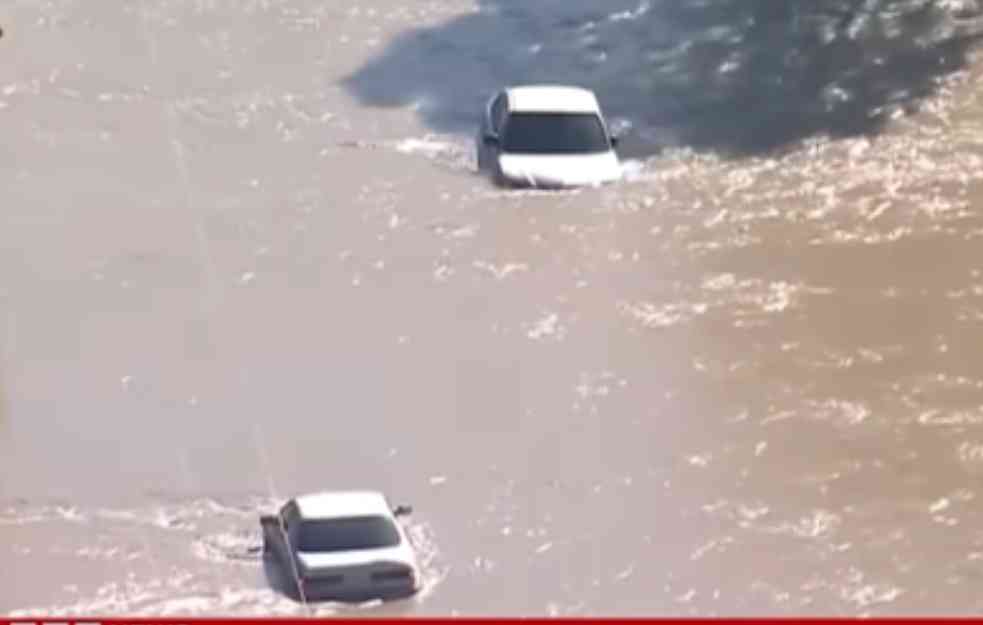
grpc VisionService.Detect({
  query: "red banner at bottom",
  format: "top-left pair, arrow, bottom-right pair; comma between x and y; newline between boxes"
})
0,617 -> 968,625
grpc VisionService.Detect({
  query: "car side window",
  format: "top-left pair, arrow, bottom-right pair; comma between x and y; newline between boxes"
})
490,93 -> 507,134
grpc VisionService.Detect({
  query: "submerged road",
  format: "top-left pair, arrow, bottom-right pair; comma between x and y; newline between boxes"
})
3,0 -> 983,616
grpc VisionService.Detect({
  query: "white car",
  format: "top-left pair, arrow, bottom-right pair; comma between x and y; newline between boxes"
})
477,85 -> 622,188
260,490 -> 420,602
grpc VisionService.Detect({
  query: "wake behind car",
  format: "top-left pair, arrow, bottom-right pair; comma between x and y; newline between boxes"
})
477,85 -> 622,189
260,490 -> 420,602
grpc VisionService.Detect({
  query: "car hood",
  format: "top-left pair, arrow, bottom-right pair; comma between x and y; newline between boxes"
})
498,151 -> 621,188
296,543 -> 417,573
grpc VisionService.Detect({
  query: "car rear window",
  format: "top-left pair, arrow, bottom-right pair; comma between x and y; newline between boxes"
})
502,112 -> 610,154
297,515 -> 401,552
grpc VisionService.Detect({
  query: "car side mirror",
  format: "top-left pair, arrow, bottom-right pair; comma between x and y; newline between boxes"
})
483,134 -> 499,147
393,504 -> 413,517
610,135 -> 620,148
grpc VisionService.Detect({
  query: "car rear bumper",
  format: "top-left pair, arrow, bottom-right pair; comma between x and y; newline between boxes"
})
498,175 -> 619,189
301,578 -> 419,603
301,576 -> 420,603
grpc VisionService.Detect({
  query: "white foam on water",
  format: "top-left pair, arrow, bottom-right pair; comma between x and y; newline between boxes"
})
0,504 -> 88,526
526,312 -> 567,341
472,260 -> 528,280
6,496 -> 445,615
191,530 -> 264,565
388,135 -> 477,171
395,137 -> 451,155
619,300 -> 709,328
761,509 -> 842,540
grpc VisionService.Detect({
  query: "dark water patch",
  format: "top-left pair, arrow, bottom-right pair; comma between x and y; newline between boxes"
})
345,0 -> 983,157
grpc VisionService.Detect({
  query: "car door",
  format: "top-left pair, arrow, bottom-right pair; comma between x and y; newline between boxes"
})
479,91 -> 507,171
489,92 -> 507,146
273,501 -> 300,564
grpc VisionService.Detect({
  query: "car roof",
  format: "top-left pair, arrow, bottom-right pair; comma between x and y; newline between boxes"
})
293,490 -> 392,520
505,85 -> 601,114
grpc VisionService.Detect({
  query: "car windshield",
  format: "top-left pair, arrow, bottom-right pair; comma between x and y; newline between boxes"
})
297,516 -> 401,552
502,112 -> 609,154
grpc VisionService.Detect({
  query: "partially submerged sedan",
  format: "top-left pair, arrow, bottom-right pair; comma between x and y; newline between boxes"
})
477,85 -> 622,189
261,490 -> 419,602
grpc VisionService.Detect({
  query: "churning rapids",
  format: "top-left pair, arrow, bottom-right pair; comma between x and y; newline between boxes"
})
5,0 -> 983,616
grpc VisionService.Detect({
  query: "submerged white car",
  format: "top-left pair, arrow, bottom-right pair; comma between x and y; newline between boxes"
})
260,490 -> 420,602
477,85 -> 622,189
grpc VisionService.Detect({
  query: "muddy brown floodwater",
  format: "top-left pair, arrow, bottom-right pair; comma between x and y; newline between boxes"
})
4,0 -> 983,616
